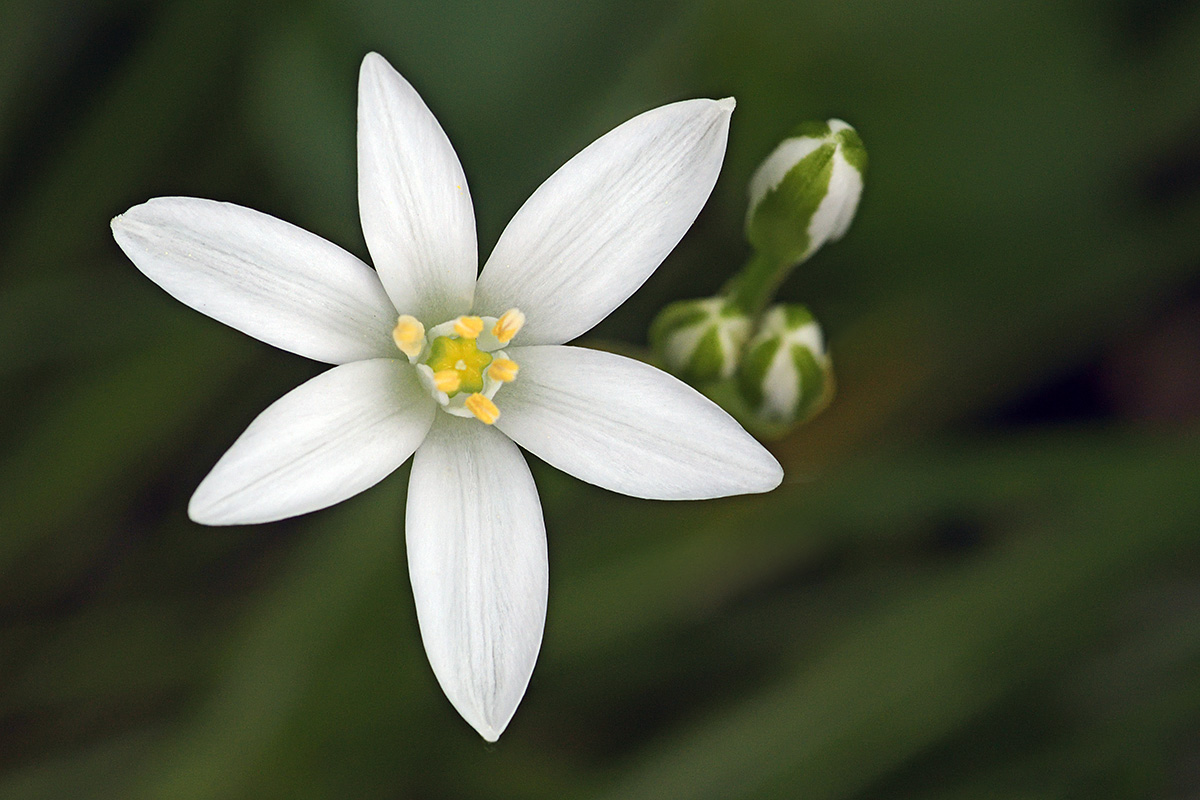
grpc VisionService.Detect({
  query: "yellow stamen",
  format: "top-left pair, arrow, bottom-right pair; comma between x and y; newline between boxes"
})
432,369 -> 461,394
492,308 -> 525,344
392,314 -> 425,358
453,315 -> 484,338
487,358 -> 519,383
464,393 -> 500,425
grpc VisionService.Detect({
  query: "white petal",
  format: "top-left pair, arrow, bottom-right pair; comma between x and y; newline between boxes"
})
823,150 -> 864,242
497,346 -> 782,499
406,415 -> 547,741
190,359 -> 435,525
746,136 -> 825,218
358,53 -> 476,322
112,198 -> 399,364
473,98 -> 734,345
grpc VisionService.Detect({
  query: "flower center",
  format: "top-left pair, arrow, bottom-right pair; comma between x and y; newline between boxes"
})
426,335 -> 492,395
392,309 -> 525,425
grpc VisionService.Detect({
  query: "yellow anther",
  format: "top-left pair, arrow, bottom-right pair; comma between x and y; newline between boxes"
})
453,316 -> 484,339
432,369 -> 461,394
392,314 -> 426,358
487,358 -> 519,383
492,308 -> 525,344
464,393 -> 500,425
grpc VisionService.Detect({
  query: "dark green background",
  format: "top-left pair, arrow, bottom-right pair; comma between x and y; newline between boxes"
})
2,0 -> 1199,797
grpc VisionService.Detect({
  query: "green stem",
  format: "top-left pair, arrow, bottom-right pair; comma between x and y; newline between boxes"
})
723,250 -> 793,316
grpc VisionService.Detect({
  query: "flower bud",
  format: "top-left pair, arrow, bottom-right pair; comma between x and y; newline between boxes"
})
736,304 -> 833,424
649,297 -> 752,382
745,119 -> 866,266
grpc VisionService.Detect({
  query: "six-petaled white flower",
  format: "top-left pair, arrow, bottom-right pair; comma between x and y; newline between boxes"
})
111,52 -> 783,741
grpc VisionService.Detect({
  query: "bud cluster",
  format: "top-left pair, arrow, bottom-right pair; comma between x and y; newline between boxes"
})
651,298 -> 833,431
648,119 -> 862,433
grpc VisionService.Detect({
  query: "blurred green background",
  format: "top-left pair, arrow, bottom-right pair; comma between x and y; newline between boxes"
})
2,0 -> 1199,797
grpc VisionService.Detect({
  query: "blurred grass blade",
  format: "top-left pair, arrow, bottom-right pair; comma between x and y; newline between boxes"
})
0,0 -> 271,281
0,320 -> 253,603
127,483 -> 407,800
1118,3 -> 1200,142
0,729 -> 164,800
548,431 -> 1184,665
2,601 -> 208,714
0,276 -> 174,377
592,437 -> 1200,800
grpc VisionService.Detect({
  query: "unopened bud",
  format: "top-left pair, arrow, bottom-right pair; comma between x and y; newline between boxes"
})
649,297 -> 752,382
745,119 -> 866,266
736,304 -> 833,424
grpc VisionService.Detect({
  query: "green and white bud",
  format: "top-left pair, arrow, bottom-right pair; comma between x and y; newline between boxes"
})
745,119 -> 866,266
737,304 -> 833,424
649,297 -> 753,382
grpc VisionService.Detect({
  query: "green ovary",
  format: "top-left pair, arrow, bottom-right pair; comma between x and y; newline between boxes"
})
426,335 -> 493,395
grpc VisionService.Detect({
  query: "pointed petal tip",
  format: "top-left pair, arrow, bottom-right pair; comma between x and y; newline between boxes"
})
186,488 -> 232,527
471,717 -> 507,743
734,442 -> 784,496
359,52 -> 400,88
756,455 -> 786,494
706,447 -> 784,499
459,693 -> 518,742
447,675 -> 522,745
188,474 -> 261,526
716,96 -> 736,113
110,203 -> 142,234
110,205 -> 141,234
360,51 -> 387,71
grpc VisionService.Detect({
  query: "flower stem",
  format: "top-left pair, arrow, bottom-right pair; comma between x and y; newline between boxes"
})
723,250 -> 793,316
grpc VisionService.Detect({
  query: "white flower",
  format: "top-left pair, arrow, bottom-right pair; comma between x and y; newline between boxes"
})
111,52 -> 782,741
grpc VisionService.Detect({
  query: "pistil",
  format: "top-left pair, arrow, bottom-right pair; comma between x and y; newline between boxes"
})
395,308 -> 526,424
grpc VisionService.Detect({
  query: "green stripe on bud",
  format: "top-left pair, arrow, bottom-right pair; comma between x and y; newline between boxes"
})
736,304 -> 833,424
649,297 -> 752,383
745,119 -> 866,266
